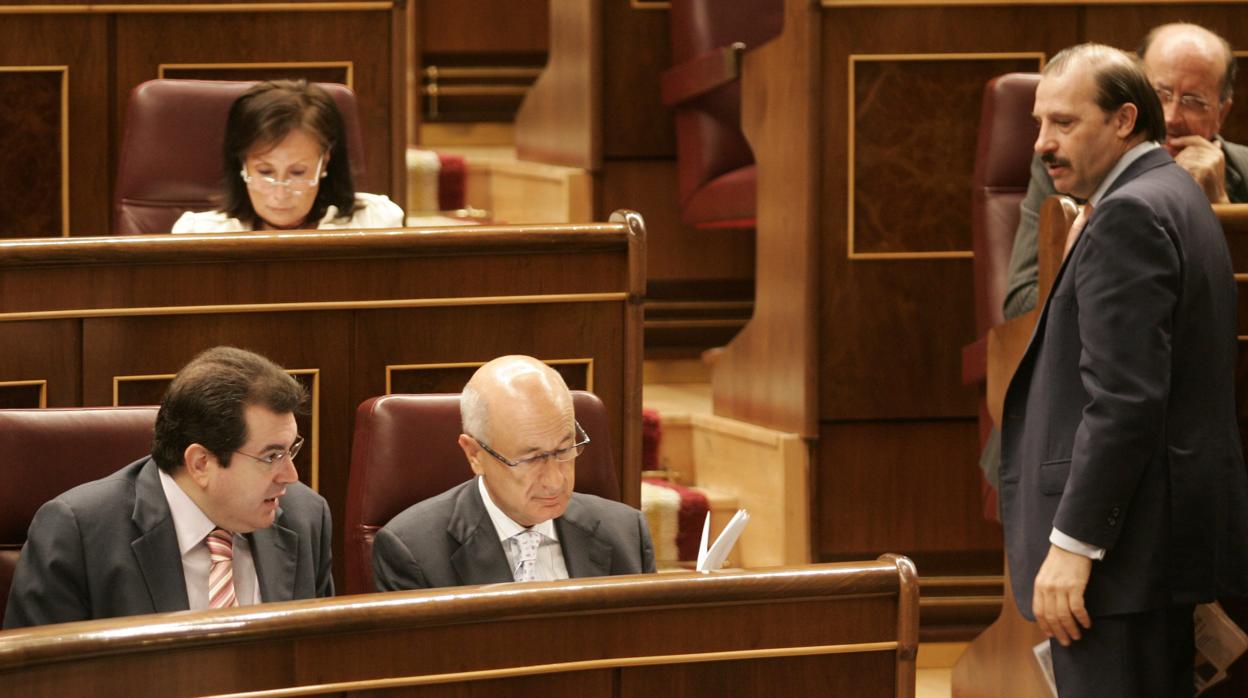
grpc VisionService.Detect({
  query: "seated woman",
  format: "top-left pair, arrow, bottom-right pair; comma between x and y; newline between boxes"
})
173,79 -> 404,232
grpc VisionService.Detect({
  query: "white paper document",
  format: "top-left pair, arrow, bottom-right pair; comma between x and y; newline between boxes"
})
695,509 -> 749,572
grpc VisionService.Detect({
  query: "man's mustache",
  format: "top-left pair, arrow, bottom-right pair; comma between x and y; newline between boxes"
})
1041,152 -> 1071,168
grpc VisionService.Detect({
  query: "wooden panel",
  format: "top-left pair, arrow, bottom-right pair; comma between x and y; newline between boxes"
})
0,561 -> 917,698
420,0 -> 548,55
388,359 -> 591,394
601,0 -> 675,158
851,55 -> 1041,257
0,381 -> 46,409
818,420 -> 1001,564
159,64 -> 351,87
0,69 -> 64,238
0,320 -> 80,406
0,15 -> 109,237
114,9 -> 396,204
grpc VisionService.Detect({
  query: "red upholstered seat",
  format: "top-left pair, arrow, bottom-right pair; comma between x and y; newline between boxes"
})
662,0 -> 782,230
343,391 -> 620,595
971,72 -> 1042,334
0,406 -> 157,627
113,79 -> 368,235
966,72 -> 1041,520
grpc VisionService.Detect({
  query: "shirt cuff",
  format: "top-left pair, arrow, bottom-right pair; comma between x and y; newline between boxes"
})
1049,528 -> 1106,560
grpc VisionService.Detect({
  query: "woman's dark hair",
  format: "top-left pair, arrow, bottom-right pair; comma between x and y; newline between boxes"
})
1045,44 -> 1166,144
222,79 -> 356,228
152,346 -> 307,472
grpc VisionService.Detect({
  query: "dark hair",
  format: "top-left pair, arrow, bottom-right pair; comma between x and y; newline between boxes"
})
222,79 -> 356,228
1138,23 -> 1237,104
152,346 -> 306,472
1045,44 -> 1166,144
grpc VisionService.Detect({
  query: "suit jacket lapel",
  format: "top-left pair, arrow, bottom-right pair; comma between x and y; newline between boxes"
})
556,496 -> 612,578
130,458 -> 191,614
250,518 -> 298,602
448,481 -> 514,585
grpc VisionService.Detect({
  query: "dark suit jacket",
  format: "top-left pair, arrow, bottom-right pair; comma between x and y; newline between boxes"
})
2,456 -> 334,629
1000,147 -> 1248,620
372,479 -> 656,590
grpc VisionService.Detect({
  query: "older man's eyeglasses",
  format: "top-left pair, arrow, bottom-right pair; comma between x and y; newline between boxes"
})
235,434 -> 305,470
240,154 -> 326,195
471,422 -> 590,469
1154,87 -> 1216,115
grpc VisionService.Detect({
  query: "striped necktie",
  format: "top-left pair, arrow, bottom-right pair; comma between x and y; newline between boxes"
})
206,528 -> 239,609
513,530 -> 542,582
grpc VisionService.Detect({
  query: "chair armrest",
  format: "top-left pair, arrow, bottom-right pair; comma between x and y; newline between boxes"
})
661,42 -> 746,107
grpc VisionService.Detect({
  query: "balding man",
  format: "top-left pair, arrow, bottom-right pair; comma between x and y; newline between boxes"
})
1004,23 -> 1247,319
1002,44 -> 1248,697
371,356 -> 655,590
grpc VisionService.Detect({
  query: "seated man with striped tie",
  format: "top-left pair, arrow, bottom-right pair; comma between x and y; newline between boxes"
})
3,347 -> 334,629
372,355 -> 655,590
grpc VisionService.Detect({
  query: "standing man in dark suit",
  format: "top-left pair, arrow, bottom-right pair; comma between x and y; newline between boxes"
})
1000,44 -> 1248,697
373,355 -> 655,590
3,347 -> 334,629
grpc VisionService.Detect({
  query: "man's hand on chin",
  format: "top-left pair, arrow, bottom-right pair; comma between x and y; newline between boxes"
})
1033,544 -> 1094,647
1169,135 -> 1230,204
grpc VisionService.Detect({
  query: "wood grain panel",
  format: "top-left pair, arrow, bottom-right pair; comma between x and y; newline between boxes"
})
113,9 -> 395,200
159,63 -> 351,87
0,381 -> 46,409
419,0 -> 548,55
388,359 -> 590,394
0,69 -> 64,238
851,55 -> 1041,257
620,654 -> 897,698
0,320 -> 80,406
0,14 -> 109,237
818,419 -> 1001,565
601,0 -> 674,159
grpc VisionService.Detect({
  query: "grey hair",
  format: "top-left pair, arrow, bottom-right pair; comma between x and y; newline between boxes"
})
460,382 -> 490,442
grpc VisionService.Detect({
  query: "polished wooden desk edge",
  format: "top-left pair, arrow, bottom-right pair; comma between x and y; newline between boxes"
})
0,557 -> 915,670
0,223 -> 637,266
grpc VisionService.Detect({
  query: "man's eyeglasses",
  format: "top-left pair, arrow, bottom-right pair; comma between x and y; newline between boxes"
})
235,434 -> 305,470
240,154 -> 326,195
471,422 -> 590,469
1154,87 -> 1216,115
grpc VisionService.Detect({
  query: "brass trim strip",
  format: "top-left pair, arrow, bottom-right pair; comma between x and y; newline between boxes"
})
159,61 -> 355,90
205,641 -> 899,697
0,2 -> 392,14
0,379 -> 49,407
385,358 -> 594,394
846,52 -> 1045,260
628,0 -> 669,8
0,66 -> 70,236
112,369 -> 322,490
0,292 -> 630,323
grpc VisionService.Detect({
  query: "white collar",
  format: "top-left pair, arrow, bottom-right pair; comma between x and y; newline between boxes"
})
1088,140 -> 1160,206
158,467 -> 223,555
476,476 -> 559,543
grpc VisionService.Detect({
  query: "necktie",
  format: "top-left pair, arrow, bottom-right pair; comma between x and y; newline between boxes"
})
513,530 -> 542,582
1063,203 -> 1094,259
206,528 -> 239,609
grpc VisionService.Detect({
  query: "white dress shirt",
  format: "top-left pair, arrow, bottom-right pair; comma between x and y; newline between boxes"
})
171,192 -> 404,233
158,468 -> 262,608
477,476 -> 569,582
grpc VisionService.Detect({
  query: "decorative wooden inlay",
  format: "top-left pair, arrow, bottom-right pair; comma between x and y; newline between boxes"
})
386,359 -> 593,395
159,62 -> 354,90
0,379 -> 47,409
848,53 -> 1043,259
113,369 -> 322,490
0,67 -> 68,238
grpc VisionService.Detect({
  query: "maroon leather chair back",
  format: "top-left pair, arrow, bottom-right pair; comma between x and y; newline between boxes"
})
0,406 -> 157,627
666,0 -> 782,228
971,72 -> 1041,334
113,79 -> 367,235
343,391 -> 620,595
